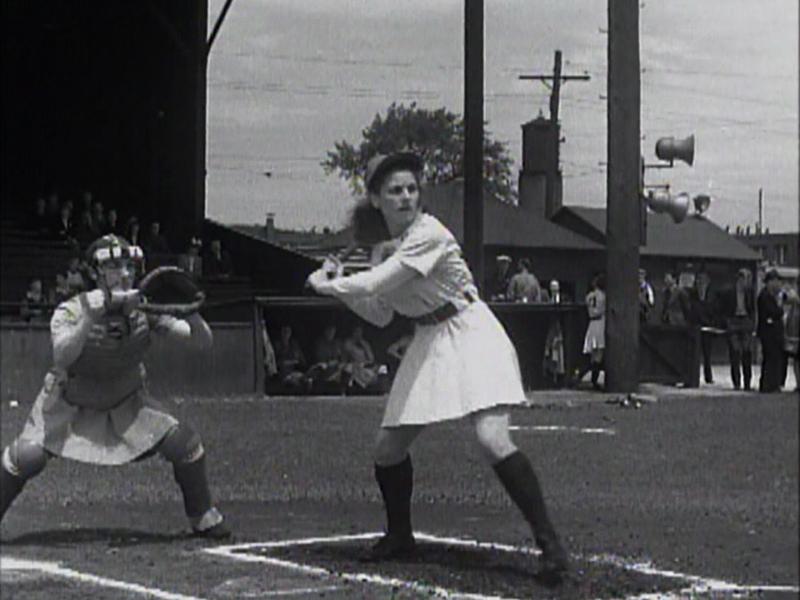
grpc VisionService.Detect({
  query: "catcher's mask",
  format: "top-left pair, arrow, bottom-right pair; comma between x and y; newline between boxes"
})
85,234 -> 145,281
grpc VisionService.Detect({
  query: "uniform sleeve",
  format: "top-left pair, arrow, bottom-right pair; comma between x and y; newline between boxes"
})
340,295 -> 395,328
51,296 -> 93,370
395,217 -> 449,276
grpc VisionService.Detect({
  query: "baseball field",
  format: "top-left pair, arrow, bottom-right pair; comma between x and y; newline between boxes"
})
1,390 -> 797,599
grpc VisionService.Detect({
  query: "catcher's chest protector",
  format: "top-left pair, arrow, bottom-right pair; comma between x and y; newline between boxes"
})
71,311 -> 151,379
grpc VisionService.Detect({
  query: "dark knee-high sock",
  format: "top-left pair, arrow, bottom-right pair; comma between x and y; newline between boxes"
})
0,467 -> 26,522
741,351 -> 752,387
374,455 -> 413,537
590,364 -> 600,386
493,451 -> 560,550
172,454 -> 213,519
729,348 -> 741,388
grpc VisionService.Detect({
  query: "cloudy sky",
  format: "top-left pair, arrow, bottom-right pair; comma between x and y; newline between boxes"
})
206,0 -> 798,233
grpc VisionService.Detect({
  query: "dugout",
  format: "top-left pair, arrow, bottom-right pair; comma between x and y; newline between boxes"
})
2,0 -> 207,247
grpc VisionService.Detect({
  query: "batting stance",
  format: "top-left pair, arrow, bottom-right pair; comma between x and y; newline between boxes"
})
307,152 -> 568,582
0,234 -> 229,539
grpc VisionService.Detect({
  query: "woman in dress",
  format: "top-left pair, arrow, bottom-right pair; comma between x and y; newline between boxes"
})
306,151 -> 568,581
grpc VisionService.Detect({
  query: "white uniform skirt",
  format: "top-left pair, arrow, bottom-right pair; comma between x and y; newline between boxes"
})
19,372 -> 178,465
382,301 -> 526,427
582,318 -> 605,354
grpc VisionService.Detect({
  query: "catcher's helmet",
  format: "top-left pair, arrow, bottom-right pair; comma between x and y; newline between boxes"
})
85,234 -> 144,268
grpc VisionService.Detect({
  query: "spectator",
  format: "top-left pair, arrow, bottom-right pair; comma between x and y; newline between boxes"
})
48,273 -> 71,306
307,324 -> 346,392
45,191 -> 61,222
64,256 -> 87,296
20,278 -> 47,322
78,190 -> 94,218
638,268 -> 655,324
757,270 -> 786,393
125,217 -> 142,247
27,195 -> 51,235
661,272 -> 690,326
506,258 -> 542,303
543,280 -> 565,386
717,268 -> 755,391
51,202 -> 74,243
91,201 -> 107,235
178,237 -> 204,280
782,277 -> 799,392
273,325 -> 309,390
687,270 -> 717,384
488,255 -> 513,301
343,325 -> 381,390
73,208 -> 96,249
104,208 -> 122,236
143,221 -> 170,255
582,273 -> 606,390
204,239 -> 234,280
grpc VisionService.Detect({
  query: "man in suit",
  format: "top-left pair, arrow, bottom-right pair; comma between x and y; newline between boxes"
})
687,270 -> 717,384
757,270 -> 786,393
717,268 -> 755,391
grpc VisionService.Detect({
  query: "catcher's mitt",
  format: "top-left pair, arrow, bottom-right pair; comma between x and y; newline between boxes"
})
138,266 -> 205,317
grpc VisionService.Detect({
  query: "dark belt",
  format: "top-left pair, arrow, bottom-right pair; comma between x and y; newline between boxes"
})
589,316 -> 603,321
413,292 -> 475,326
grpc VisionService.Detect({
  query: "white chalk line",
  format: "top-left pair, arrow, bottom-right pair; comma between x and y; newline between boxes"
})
0,556 -> 207,600
509,425 -> 616,435
204,531 -> 800,600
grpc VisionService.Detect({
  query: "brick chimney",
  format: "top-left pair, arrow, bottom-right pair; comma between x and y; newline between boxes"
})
518,115 -> 562,219
265,212 -> 276,243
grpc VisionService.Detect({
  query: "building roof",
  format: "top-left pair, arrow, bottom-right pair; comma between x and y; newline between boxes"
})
558,206 -> 761,261
423,180 -> 602,250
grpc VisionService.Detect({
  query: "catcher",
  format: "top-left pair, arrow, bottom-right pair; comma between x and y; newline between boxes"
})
0,234 -> 229,539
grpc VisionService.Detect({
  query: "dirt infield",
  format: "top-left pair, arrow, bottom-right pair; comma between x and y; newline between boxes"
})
1,392 -> 798,598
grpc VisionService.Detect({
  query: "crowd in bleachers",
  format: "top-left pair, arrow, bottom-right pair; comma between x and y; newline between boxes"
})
266,322 -> 404,396
10,189 -> 237,322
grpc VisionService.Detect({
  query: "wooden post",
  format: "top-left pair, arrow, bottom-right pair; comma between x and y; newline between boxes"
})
464,0 -> 484,291
605,0 -> 641,392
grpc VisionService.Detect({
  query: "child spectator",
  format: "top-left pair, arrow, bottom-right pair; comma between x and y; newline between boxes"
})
144,221 -> 171,255
125,217 -> 142,247
20,278 -> 47,322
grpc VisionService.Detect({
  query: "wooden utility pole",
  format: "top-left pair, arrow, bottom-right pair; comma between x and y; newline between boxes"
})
519,51 -> 589,219
605,0 -> 641,392
464,0 -> 484,291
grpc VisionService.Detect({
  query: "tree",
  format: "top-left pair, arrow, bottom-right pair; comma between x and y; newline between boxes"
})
322,102 -> 517,203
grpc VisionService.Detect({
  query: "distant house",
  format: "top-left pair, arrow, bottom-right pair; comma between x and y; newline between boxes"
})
734,231 -> 799,268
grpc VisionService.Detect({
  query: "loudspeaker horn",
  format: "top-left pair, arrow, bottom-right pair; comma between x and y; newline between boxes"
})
693,193 -> 711,215
655,134 -> 694,166
645,190 -> 690,224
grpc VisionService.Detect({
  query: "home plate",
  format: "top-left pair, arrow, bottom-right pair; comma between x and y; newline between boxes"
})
204,531 -> 797,599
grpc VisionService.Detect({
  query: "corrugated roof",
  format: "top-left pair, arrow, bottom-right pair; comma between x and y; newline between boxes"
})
561,206 -> 760,260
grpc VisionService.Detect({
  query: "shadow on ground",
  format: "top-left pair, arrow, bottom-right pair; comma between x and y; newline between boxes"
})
240,540 -> 689,599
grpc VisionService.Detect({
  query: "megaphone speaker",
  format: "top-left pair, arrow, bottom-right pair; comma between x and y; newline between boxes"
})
655,134 -> 695,166
693,193 -> 711,215
645,190 -> 690,224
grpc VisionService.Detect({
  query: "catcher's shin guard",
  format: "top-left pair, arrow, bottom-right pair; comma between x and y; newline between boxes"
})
493,451 -> 568,577
1,467 -> 25,522
172,453 -> 214,522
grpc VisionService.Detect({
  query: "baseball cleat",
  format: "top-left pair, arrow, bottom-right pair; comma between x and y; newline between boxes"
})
361,532 -> 416,562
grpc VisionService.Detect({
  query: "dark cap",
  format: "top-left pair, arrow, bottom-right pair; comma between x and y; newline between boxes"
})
764,269 -> 780,282
365,152 -> 423,193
